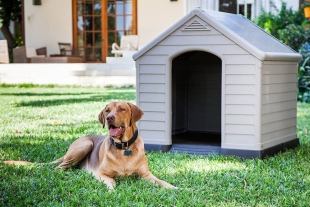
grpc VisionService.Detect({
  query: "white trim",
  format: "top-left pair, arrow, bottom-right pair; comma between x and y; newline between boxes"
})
255,58 -> 262,150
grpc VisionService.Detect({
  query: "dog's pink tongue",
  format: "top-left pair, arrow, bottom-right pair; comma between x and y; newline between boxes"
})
109,127 -> 125,137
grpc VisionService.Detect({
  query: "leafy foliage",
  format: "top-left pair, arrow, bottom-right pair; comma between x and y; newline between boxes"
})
278,24 -> 310,51
253,1 -> 305,51
253,1 -> 310,102
0,0 -> 22,59
0,0 -> 21,26
298,43 -> 310,102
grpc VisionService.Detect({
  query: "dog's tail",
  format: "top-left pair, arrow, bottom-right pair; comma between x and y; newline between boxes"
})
3,157 -> 65,166
2,160 -> 33,165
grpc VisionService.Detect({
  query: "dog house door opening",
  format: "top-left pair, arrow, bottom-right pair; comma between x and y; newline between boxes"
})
172,51 -> 221,146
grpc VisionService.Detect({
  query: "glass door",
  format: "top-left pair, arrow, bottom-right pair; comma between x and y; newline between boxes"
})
73,0 -> 137,62
107,0 -> 137,56
74,0 -> 104,62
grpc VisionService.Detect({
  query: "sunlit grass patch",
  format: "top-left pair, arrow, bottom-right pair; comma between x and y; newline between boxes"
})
1,85 -> 310,207
297,102 -> 310,144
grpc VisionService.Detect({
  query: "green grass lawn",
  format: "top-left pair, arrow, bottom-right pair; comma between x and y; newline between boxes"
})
0,85 -> 310,207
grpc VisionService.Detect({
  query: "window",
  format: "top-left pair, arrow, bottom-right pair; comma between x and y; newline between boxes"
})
186,0 -> 256,20
219,0 -> 255,19
107,0 -> 136,56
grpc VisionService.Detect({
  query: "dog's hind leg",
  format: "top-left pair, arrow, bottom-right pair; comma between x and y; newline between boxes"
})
55,137 -> 94,169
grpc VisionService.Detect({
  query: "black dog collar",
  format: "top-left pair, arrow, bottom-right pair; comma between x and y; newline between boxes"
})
110,130 -> 138,150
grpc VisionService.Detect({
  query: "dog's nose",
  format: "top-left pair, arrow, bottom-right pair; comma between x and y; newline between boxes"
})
107,115 -> 115,122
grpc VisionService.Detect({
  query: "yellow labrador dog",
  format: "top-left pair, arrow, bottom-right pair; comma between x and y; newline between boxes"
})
6,101 -> 176,191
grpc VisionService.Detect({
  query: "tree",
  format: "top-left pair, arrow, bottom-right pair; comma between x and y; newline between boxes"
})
0,0 -> 22,50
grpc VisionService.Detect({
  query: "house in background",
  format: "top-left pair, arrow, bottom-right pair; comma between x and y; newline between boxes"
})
20,0 -> 300,63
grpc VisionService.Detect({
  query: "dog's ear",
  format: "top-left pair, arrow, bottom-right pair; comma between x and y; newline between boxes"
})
98,109 -> 106,128
127,103 -> 144,123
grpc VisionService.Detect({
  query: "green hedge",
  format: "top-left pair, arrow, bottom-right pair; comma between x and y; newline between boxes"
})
253,1 -> 310,102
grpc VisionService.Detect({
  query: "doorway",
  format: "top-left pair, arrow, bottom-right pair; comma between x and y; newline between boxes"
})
171,51 -> 222,155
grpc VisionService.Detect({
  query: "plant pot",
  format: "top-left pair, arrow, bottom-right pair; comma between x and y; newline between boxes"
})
304,7 -> 310,18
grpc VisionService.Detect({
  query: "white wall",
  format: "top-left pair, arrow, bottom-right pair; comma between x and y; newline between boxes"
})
24,0 -> 73,56
137,0 -> 185,47
262,0 -> 300,12
22,0 -> 300,58
137,0 -> 301,49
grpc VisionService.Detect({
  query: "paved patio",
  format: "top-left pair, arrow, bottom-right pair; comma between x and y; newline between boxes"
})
0,57 -> 136,87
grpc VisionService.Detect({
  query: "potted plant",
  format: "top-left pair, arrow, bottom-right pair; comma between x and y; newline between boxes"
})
302,1 -> 310,18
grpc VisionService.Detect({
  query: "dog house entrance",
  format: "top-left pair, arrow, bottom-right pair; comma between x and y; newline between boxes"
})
171,51 -> 222,155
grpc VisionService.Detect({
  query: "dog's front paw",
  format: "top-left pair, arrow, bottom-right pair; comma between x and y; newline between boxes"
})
95,173 -> 116,192
164,183 -> 178,189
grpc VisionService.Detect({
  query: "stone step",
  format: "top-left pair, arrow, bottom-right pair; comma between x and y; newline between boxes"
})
106,57 -> 135,64
0,63 -> 136,86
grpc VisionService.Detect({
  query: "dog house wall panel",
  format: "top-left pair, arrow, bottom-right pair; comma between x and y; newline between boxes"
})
138,46 -> 258,146
222,56 -> 260,150
138,23 -> 261,149
138,55 -> 167,64
226,95 -> 255,105
133,8 -> 301,158
139,64 -> 166,74
139,84 -> 166,93
260,61 -> 298,149
136,15 -> 252,146
137,54 -> 170,145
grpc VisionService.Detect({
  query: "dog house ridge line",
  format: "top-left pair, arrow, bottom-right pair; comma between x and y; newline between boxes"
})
133,8 -> 301,62
133,8 -> 302,159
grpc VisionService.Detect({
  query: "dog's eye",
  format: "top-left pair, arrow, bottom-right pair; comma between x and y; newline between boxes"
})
105,109 -> 110,113
119,108 -> 126,112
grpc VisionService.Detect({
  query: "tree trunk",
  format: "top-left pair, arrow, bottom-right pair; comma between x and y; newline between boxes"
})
1,25 -> 16,50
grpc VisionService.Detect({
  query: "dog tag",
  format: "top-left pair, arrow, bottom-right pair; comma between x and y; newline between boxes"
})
124,150 -> 132,156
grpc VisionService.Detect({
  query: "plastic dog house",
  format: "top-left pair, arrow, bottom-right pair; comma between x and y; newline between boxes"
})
133,8 -> 302,158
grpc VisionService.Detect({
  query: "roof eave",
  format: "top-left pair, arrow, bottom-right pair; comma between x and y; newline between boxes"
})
263,52 -> 302,62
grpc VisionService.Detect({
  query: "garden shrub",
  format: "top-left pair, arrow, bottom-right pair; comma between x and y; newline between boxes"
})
253,1 -> 310,102
298,43 -> 310,102
278,24 -> 310,52
253,1 -> 305,50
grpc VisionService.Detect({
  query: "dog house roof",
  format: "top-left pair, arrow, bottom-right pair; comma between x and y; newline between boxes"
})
133,8 -> 302,61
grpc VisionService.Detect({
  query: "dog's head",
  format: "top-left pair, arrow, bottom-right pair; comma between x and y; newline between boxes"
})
98,102 -> 144,139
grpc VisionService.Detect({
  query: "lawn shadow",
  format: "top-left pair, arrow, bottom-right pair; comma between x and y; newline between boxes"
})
14,92 -> 136,107
0,138 -> 70,162
0,92 -> 96,96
